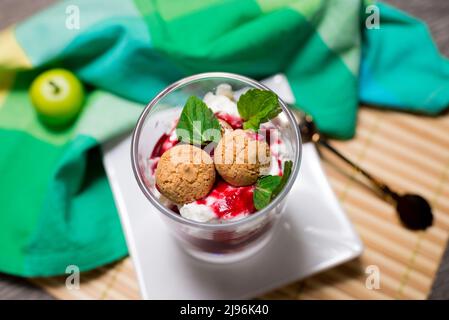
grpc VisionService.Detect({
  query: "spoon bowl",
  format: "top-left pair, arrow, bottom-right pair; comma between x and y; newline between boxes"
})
396,194 -> 433,230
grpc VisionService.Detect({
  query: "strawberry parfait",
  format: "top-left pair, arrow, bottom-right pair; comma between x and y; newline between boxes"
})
146,84 -> 292,224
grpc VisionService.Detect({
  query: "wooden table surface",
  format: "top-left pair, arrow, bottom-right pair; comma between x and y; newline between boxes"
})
1,0 -> 449,300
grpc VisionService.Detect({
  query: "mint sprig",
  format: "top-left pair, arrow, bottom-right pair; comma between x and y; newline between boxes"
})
237,89 -> 282,131
176,96 -> 221,145
273,160 -> 292,196
253,176 -> 282,210
253,161 -> 293,210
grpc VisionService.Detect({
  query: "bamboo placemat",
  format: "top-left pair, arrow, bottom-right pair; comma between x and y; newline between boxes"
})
32,106 -> 449,299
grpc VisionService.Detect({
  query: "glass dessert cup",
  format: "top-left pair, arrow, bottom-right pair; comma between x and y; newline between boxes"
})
131,72 -> 302,263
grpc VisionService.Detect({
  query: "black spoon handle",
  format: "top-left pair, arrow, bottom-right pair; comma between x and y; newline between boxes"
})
317,137 -> 398,200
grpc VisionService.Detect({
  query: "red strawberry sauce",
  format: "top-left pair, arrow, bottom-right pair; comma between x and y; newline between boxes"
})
196,180 -> 255,219
215,112 -> 243,129
151,133 -> 178,158
149,131 -> 179,175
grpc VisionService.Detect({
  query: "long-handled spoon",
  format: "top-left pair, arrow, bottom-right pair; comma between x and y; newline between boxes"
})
295,110 -> 433,230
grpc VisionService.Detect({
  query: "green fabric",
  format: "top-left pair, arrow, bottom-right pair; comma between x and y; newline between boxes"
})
1,0 -> 449,276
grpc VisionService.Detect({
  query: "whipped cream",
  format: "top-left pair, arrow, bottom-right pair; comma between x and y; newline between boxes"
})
203,85 -> 240,118
259,124 -> 289,176
179,203 -> 216,223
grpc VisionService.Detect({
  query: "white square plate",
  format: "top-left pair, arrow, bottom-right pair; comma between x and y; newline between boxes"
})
101,75 -> 363,299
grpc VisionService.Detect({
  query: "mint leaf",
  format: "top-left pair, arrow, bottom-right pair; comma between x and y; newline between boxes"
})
253,160 -> 293,210
176,96 -> 221,145
273,160 -> 293,197
237,89 -> 282,131
254,176 -> 282,210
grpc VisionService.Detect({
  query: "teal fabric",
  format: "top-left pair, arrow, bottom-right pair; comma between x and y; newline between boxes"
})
15,0 -> 143,65
360,2 -> 449,113
10,0 -> 449,138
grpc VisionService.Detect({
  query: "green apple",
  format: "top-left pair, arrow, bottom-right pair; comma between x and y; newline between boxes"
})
29,68 -> 85,127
